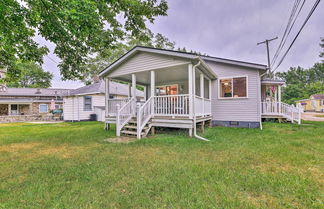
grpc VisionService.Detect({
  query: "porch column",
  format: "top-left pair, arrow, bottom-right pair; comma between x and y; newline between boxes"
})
8,104 -> 11,116
278,85 -> 282,113
200,73 -> 205,116
208,79 -> 212,99
105,78 -> 110,117
150,70 -> 155,115
188,64 -> 193,119
143,85 -> 147,101
132,74 -> 136,99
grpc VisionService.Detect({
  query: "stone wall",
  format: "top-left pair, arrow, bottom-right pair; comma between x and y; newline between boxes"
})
0,114 -> 55,123
0,104 -> 8,115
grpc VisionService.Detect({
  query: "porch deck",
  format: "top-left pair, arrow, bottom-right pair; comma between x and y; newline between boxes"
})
261,101 -> 302,123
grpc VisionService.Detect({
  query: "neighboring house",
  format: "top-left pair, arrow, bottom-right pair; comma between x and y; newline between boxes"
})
0,87 -> 69,123
297,94 -> 324,112
99,46 -> 302,139
63,80 -> 144,122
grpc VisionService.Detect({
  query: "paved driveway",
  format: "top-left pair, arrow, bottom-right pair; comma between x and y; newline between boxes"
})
302,112 -> 324,121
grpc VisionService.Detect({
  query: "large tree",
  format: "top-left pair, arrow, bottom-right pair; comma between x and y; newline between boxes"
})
5,61 -> 53,88
0,0 -> 168,80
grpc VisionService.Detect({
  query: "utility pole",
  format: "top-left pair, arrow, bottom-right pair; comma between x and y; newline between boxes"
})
257,37 -> 278,72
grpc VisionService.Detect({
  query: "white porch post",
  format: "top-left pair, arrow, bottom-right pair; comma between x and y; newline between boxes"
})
200,73 -> 205,115
150,70 -> 155,115
143,85 -> 147,101
105,78 -> 110,117
208,79 -> 212,100
132,74 -> 137,113
188,64 -> 193,119
8,104 -> 11,116
278,85 -> 282,113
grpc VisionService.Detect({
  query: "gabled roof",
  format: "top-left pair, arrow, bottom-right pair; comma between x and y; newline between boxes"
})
0,87 -> 70,97
68,80 -> 144,97
99,46 -> 267,77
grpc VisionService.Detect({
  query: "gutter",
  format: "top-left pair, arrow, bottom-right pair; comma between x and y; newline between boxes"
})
192,61 -> 209,142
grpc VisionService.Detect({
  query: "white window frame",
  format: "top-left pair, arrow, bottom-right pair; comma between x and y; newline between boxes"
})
39,104 -> 48,113
84,96 -> 92,111
218,75 -> 248,99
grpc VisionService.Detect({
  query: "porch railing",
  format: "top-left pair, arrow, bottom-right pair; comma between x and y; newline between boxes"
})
195,96 -> 211,116
154,94 -> 190,116
107,98 -> 130,116
137,97 -> 154,139
261,102 -> 302,124
116,98 -> 136,136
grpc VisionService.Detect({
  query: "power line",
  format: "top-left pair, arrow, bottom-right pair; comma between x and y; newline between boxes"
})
273,0 -> 321,72
271,0 -> 304,67
46,55 -> 58,64
257,37 -> 278,71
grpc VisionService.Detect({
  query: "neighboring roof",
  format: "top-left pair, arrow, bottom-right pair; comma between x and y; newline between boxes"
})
67,80 -> 144,97
0,87 -> 70,97
99,46 -> 267,77
311,94 -> 324,100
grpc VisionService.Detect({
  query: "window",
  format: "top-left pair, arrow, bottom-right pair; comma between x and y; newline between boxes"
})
156,85 -> 178,96
219,77 -> 247,98
39,104 -> 48,113
55,104 -> 62,109
84,96 -> 92,111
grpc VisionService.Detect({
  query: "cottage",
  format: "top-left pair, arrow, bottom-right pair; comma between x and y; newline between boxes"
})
0,87 -> 69,123
63,80 -> 144,122
297,94 -> 324,112
97,46 -> 302,139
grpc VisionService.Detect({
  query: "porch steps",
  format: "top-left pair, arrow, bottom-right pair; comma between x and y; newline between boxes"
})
120,118 -> 152,138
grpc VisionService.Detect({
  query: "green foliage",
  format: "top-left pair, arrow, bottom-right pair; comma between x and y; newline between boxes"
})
0,0 -> 168,80
83,32 -> 175,84
0,122 -> 323,208
5,61 -> 53,88
276,63 -> 324,104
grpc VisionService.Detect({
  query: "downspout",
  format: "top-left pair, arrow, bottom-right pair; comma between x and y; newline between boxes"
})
192,60 -> 209,141
258,73 -> 263,130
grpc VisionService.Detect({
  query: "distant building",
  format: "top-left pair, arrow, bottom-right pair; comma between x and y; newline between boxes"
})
63,80 -> 144,122
296,94 -> 324,112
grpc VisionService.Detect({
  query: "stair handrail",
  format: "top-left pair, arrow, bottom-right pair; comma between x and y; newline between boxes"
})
137,96 -> 154,139
116,97 -> 136,136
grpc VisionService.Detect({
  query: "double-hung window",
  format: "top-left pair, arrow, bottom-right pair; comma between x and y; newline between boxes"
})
219,76 -> 247,98
84,96 -> 92,111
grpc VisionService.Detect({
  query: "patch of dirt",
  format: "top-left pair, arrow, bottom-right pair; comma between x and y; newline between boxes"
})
104,137 -> 138,143
0,142 -> 42,152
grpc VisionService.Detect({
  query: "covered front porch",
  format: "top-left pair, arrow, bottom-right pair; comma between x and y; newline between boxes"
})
104,62 -> 216,138
261,79 -> 302,123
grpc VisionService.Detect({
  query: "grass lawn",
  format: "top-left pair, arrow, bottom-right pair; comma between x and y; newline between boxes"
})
0,121 -> 323,208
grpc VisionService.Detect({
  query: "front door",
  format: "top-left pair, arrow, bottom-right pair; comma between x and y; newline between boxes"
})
11,104 -> 18,115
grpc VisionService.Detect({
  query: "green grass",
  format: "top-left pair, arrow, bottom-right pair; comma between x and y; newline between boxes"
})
0,121 -> 323,208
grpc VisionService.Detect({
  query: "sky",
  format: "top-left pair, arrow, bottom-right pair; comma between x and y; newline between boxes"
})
39,0 -> 324,89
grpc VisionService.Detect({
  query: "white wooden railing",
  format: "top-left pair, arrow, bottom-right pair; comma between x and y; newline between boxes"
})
154,94 -> 190,116
137,97 -> 154,139
195,96 -> 211,116
261,102 -> 302,124
107,98 -> 130,116
116,98 -> 136,136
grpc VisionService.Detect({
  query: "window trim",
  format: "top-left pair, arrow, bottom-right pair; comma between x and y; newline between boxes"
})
39,104 -> 48,113
84,96 -> 92,111
218,75 -> 248,99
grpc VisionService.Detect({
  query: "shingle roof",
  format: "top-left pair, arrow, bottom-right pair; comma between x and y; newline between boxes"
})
68,80 -> 144,97
0,87 -> 70,97
312,94 -> 324,100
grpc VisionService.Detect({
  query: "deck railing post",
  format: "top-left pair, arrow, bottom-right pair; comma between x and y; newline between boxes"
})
105,78 -> 110,117
116,104 -> 120,136
150,70 -> 155,116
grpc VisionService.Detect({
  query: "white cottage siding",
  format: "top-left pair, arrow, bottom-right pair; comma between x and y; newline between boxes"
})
206,61 -> 261,122
108,52 -> 190,77
63,94 -> 105,121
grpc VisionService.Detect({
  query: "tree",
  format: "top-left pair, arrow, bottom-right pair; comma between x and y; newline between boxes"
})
82,32 -> 175,84
5,62 -> 53,88
0,0 -> 168,80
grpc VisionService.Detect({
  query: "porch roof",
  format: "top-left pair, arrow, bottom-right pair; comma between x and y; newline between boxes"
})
261,79 -> 285,85
99,46 -> 267,78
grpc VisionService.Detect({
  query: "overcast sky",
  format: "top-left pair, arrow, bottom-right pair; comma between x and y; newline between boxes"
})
40,0 -> 324,89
